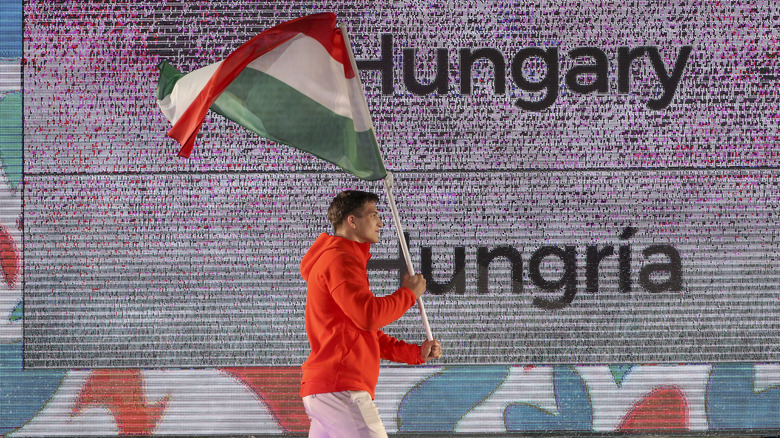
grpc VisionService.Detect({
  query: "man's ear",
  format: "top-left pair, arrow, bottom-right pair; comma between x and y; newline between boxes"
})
346,214 -> 357,229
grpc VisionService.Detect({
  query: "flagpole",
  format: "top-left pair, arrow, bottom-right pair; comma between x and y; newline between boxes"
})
339,24 -> 434,342
382,173 -> 434,341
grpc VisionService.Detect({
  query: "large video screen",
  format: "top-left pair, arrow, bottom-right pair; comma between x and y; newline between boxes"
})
23,0 -> 779,367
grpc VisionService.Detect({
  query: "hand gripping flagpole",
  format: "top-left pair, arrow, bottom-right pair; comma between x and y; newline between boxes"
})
340,24 -> 434,342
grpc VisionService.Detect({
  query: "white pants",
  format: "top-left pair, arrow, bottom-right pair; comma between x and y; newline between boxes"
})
302,390 -> 388,438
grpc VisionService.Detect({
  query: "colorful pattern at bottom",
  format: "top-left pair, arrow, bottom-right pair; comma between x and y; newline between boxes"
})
3,344 -> 779,436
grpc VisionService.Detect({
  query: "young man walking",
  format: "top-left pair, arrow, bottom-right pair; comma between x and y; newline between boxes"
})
300,190 -> 442,437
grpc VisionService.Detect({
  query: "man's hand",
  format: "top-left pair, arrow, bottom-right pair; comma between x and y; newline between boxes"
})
421,339 -> 442,362
402,272 -> 426,298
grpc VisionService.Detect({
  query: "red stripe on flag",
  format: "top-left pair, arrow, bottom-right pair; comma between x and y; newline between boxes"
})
168,12 -> 351,157
332,28 -> 354,79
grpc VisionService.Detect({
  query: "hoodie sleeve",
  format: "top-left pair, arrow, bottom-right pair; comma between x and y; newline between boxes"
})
378,330 -> 424,365
326,251 -> 417,332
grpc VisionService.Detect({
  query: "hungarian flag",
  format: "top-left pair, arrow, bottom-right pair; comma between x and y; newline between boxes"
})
156,13 -> 387,181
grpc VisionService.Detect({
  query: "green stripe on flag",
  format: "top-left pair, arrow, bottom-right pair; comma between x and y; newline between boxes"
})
212,68 -> 386,181
156,61 -> 185,101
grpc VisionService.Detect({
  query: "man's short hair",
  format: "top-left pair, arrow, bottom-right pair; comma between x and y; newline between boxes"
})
328,190 -> 380,231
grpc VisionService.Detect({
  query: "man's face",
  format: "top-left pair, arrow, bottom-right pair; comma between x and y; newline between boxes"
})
351,201 -> 383,244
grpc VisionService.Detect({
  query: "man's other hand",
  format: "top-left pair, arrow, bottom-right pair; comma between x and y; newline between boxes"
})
402,272 -> 426,298
421,339 -> 442,362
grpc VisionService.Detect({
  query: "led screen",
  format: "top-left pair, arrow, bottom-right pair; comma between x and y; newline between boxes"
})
23,0 -> 780,367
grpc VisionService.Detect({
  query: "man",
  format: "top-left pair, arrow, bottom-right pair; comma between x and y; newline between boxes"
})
300,190 -> 443,438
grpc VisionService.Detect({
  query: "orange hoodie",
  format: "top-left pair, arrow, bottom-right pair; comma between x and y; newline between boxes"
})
300,233 -> 423,399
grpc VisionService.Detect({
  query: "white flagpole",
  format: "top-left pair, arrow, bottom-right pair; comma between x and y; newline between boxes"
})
340,24 -> 434,341
383,173 -> 434,341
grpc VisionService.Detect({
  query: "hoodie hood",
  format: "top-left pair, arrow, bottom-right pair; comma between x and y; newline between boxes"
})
300,233 -> 371,281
